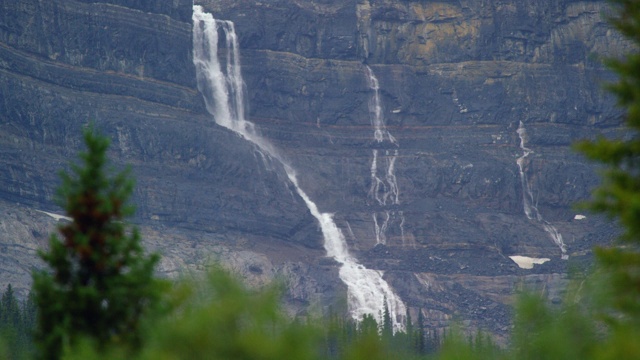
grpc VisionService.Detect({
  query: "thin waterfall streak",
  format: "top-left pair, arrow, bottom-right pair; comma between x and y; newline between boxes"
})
373,213 -> 382,245
365,65 -> 397,145
386,151 -> 399,205
516,121 -> 568,259
193,6 -> 406,331
517,159 -> 534,219
382,211 -> 390,243
369,150 -> 382,205
399,211 -> 406,246
346,221 -> 356,242
373,212 -> 390,245
366,66 -> 402,249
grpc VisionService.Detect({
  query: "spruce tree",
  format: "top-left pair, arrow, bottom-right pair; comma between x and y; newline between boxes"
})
574,0 -> 640,329
416,309 -> 425,354
380,297 -> 392,341
32,127 -> 162,359
1,285 -> 20,329
359,314 -> 379,339
404,307 -> 414,353
0,284 -> 35,359
21,292 -> 36,338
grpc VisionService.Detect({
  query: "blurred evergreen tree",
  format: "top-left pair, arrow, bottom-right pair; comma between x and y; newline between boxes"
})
62,267 -> 324,360
32,127 -> 163,359
575,0 -> 640,334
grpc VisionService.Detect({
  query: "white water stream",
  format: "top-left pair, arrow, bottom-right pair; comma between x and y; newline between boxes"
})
365,66 -> 396,145
516,121 -> 568,259
365,66 -> 406,246
192,6 -> 406,331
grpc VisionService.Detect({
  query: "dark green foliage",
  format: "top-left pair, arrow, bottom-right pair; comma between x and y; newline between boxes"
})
574,0 -> 640,332
509,292 -> 597,360
318,307 -> 448,360
380,298 -> 392,341
323,307 -> 358,359
362,314 -> 379,335
33,253 -> 482,360
403,308 -> 417,354
404,308 -> 413,341
31,127 -> 163,359
436,334 -> 476,360
416,309 -> 426,354
59,267 -> 324,360
575,0 -> 640,246
0,285 -> 37,359
2,285 -> 21,331
136,268 -> 322,360
21,293 -> 36,339
305,304 -> 447,360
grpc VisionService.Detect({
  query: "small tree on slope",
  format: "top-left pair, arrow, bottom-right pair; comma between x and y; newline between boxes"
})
32,127 -> 162,359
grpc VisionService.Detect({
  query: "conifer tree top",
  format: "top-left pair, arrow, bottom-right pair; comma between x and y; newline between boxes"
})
32,126 -> 161,359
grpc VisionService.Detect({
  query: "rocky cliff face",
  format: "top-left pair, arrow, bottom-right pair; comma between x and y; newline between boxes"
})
0,0 -> 626,338
197,0 -> 624,335
0,0 -> 327,243
0,0 -> 332,308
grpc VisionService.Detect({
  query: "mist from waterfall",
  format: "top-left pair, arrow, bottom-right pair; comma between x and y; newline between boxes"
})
365,66 -> 406,246
516,121 -> 568,259
192,5 -> 406,331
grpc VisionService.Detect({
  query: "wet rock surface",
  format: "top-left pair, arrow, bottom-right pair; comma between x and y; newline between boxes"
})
0,0 -> 625,338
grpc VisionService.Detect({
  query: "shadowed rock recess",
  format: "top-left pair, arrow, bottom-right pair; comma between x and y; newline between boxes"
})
0,0 -> 627,338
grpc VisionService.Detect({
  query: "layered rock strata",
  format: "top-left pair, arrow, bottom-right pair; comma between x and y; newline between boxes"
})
0,0 -> 330,311
195,0 -> 624,335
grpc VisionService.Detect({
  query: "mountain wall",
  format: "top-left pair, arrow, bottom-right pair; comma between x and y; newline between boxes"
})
0,0 -> 626,338
197,0 -> 625,335
0,0 -> 335,311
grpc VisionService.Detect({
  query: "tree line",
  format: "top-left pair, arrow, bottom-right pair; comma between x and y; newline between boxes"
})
0,284 -> 36,359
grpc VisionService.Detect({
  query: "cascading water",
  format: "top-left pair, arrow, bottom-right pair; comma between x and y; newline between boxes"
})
365,66 -> 405,246
192,6 -> 406,331
516,121 -> 568,260
365,66 -> 397,145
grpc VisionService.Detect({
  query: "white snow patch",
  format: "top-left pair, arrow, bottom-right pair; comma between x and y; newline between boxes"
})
37,210 -> 71,222
509,255 -> 550,269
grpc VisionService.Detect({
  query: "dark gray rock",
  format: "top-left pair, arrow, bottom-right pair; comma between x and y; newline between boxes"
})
200,0 -> 623,336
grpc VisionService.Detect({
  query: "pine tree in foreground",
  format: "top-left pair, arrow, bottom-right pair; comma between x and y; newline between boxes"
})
575,0 -> 640,334
32,127 -> 162,359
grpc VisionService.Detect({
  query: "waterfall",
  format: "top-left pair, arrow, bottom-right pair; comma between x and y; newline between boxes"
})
365,66 -> 405,245
192,6 -> 406,331
516,121 -> 568,260
365,66 -> 396,145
